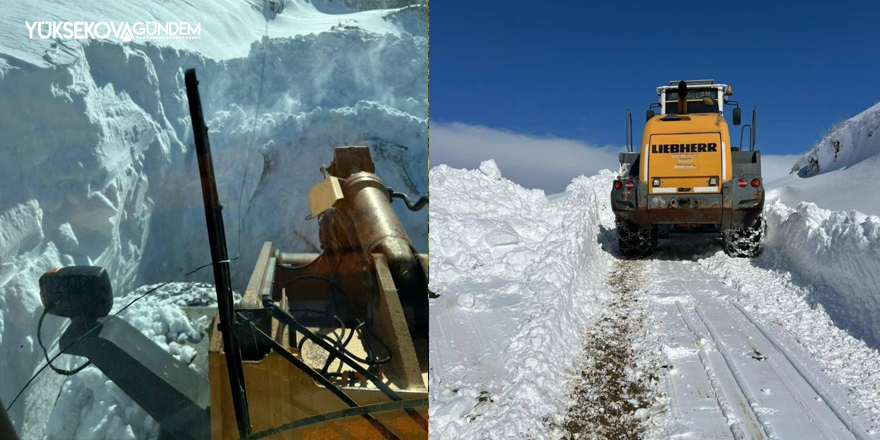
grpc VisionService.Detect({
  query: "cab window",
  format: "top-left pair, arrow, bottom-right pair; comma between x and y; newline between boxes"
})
665,88 -> 719,114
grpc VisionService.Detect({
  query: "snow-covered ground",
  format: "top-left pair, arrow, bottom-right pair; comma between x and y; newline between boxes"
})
429,104 -> 880,440
769,101 -> 880,214
429,162 -> 619,438
0,1 -> 427,438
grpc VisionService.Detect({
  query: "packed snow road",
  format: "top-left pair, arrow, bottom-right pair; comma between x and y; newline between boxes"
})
429,162 -> 880,440
634,232 -> 873,440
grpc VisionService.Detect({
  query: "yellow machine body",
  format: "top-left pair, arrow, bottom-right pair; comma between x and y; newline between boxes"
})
209,147 -> 428,439
640,113 -> 733,194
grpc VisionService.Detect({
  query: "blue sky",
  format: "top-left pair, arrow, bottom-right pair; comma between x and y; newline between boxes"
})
430,1 -> 880,191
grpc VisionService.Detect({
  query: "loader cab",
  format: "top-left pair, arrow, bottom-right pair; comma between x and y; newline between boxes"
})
658,80 -> 726,116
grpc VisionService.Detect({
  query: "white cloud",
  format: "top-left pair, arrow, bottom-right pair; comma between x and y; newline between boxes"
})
431,122 -> 801,193
761,154 -> 800,185
430,122 -> 621,192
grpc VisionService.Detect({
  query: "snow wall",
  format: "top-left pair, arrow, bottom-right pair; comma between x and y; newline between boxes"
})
767,100 -> 880,347
0,22 -> 427,440
428,161 -> 616,439
764,202 -> 880,348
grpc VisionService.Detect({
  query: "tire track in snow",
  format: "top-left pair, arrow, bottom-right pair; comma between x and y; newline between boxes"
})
673,300 -> 753,440
730,301 -> 873,440
648,233 -> 870,439
692,304 -> 778,439
561,259 -> 658,440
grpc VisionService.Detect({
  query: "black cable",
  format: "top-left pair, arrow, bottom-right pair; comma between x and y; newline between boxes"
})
387,188 -> 428,212
37,309 -> 91,376
359,324 -> 393,365
281,276 -> 392,365
298,320 -> 389,366
292,308 -> 346,354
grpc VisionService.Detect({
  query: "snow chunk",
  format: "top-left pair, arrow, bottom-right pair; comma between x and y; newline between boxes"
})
456,293 -> 476,309
479,159 -> 502,180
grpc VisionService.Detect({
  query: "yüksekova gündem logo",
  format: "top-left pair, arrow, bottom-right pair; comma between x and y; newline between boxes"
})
26,21 -> 201,42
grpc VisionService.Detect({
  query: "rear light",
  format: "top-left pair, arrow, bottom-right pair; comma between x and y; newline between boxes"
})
738,178 -> 747,188
708,177 -> 718,186
652,178 -> 661,187
751,178 -> 761,188
625,180 -> 635,190
613,180 -> 623,190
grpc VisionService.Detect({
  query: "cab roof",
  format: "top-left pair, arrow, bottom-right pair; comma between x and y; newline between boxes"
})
657,79 -> 729,95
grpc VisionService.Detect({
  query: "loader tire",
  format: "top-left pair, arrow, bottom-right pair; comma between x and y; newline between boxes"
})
722,215 -> 766,258
616,220 -> 656,257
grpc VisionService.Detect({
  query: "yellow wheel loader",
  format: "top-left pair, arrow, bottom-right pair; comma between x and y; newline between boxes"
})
611,80 -> 766,257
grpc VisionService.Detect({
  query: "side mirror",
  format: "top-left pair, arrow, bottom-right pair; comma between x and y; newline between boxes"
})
733,107 -> 741,126
646,109 -> 655,122
39,266 -> 113,320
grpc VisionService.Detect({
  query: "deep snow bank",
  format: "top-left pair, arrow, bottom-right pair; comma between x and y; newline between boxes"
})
762,200 -> 880,348
790,102 -> 880,177
429,160 -> 616,440
0,4 -> 426,436
1,0 -> 423,66
769,101 -> 880,214
764,100 -> 880,346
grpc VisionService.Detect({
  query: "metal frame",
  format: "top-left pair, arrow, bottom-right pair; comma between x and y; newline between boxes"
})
185,68 -> 252,438
658,82 -> 729,116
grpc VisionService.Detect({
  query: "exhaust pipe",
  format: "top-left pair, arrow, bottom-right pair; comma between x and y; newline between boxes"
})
677,80 -> 688,115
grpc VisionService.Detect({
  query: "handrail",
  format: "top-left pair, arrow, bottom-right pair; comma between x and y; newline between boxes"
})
739,124 -> 752,151
751,105 -> 758,151
625,109 -> 633,152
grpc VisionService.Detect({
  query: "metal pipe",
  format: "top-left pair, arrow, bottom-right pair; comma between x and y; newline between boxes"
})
751,105 -> 758,151
341,173 -> 426,308
184,68 -> 251,438
625,109 -> 633,152
677,80 -> 688,115
740,124 -> 752,151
